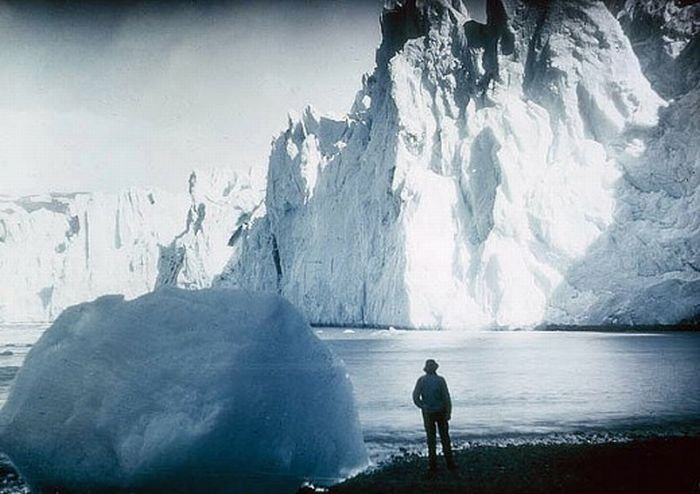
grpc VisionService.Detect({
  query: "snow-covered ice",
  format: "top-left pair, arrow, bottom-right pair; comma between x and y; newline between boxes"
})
0,288 -> 367,493
1,1 -> 698,330
218,0 -> 700,328
0,169 -> 262,323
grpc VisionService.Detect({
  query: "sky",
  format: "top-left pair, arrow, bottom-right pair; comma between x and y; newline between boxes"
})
0,0 -> 485,196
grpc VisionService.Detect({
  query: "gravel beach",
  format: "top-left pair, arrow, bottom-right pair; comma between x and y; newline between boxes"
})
329,437 -> 700,494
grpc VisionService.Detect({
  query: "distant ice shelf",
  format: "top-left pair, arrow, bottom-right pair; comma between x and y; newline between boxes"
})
0,169 -> 263,323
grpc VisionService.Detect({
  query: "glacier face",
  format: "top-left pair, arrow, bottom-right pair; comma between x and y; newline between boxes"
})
219,0 -> 699,328
0,169 -> 262,323
548,0 -> 700,324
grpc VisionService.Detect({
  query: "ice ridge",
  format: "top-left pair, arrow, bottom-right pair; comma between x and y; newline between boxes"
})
217,0 -> 699,329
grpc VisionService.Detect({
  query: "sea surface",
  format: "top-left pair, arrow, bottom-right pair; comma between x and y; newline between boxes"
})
0,325 -> 699,465
0,324 -> 44,411
317,328 -> 700,462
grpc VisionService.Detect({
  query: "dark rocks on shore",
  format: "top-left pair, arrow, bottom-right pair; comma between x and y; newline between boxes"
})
330,437 -> 700,494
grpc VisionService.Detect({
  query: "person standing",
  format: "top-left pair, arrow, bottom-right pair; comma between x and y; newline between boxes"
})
412,359 -> 456,472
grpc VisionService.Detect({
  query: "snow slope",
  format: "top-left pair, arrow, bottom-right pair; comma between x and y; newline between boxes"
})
0,169 -> 262,323
219,0 -> 699,328
0,288 -> 367,493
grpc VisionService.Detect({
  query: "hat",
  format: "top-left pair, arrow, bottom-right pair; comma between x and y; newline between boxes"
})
423,359 -> 439,372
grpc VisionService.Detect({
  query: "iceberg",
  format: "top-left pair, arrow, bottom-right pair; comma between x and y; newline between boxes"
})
0,288 -> 367,493
218,0 -> 699,328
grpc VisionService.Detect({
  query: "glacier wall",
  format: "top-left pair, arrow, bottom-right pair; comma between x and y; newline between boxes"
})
218,0 -> 699,328
0,169 -> 262,323
547,0 -> 700,324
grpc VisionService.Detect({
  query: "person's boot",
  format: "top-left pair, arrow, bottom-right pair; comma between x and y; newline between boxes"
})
428,453 -> 438,475
421,457 -> 438,479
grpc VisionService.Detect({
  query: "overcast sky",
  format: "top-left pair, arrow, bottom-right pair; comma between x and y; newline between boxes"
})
0,0 -> 485,196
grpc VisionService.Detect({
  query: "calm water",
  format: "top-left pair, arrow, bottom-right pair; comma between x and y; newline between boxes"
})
319,329 -> 700,460
1,325 -> 699,463
0,325 -> 44,409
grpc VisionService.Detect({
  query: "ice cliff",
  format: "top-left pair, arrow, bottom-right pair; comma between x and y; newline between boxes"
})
0,169 -> 262,323
218,0 -> 700,328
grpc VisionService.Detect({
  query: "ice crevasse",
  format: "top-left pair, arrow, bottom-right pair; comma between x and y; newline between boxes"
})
218,0 -> 700,328
0,288 -> 368,493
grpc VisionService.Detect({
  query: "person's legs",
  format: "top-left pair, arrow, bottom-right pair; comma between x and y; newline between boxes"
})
436,412 -> 456,470
422,411 -> 438,470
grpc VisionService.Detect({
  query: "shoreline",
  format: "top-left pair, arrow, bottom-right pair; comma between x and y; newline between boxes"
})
2,322 -> 698,334
311,322 -> 700,332
329,436 -> 700,494
1,436 -> 699,493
